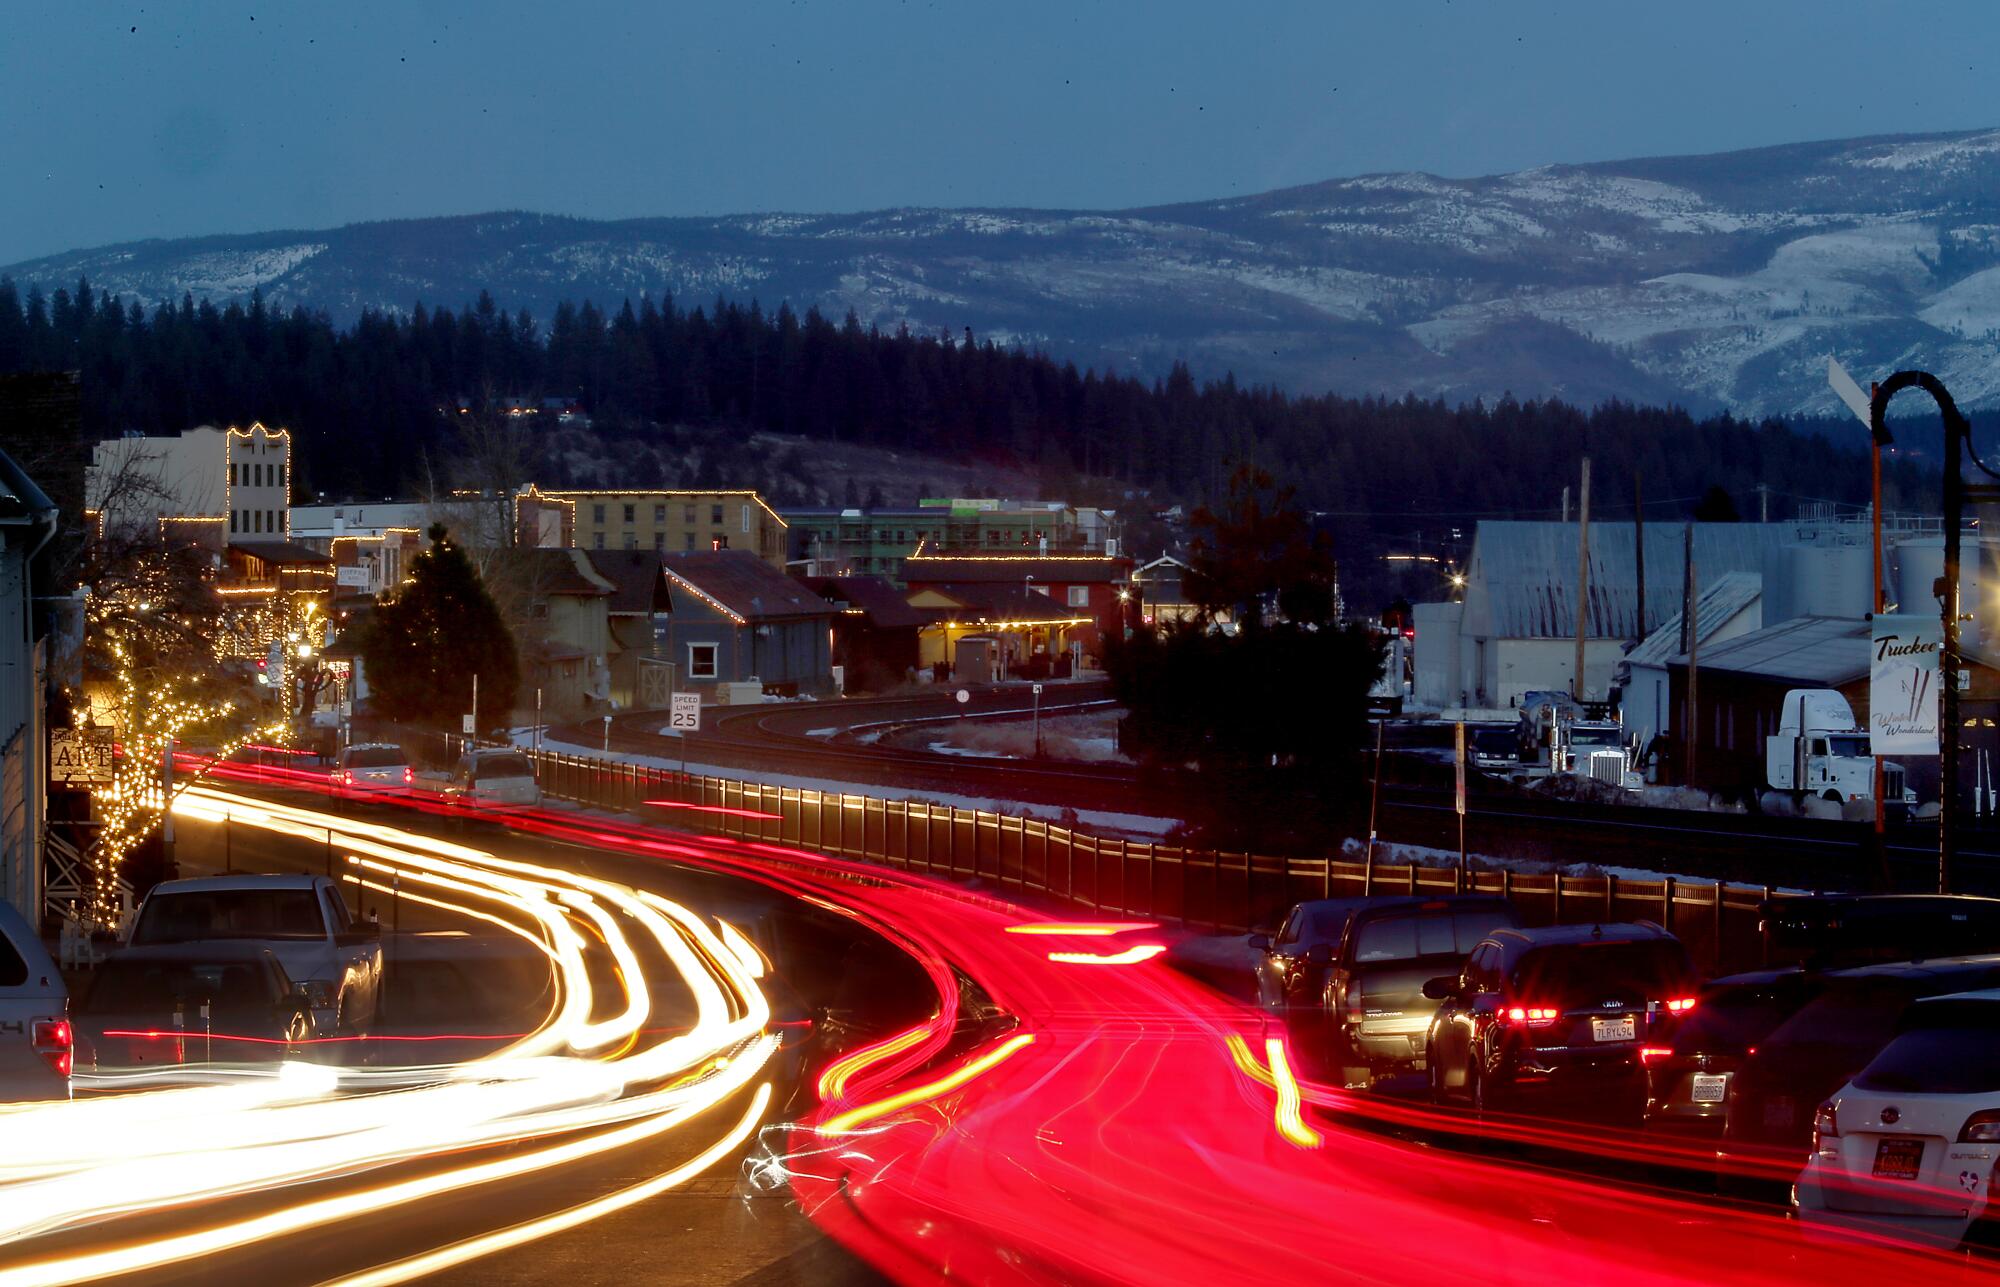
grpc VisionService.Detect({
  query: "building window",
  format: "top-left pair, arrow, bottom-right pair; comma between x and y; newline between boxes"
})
653,531 -> 666,552
1067,585 -> 1090,607
684,504 -> 696,523
710,504 -> 724,525
229,510 -> 237,533
593,532 -> 606,550
624,533 -> 638,550
623,503 -> 636,523
712,535 -> 728,551
687,642 -> 719,680
654,504 -> 666,523
593,503 -> 606,524
531,601 -> 549,619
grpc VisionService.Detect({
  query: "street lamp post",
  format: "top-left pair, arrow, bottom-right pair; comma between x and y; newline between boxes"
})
1870,371 -> 1977,894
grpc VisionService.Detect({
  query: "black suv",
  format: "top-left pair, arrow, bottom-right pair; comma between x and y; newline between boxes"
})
1426,922 -> 1696,1119
1315,896 -> 1518,1087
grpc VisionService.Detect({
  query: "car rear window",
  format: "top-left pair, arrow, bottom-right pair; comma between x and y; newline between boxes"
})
1353,908 -> 1507,962
1510,939 -> 1691,1006
344,746 -> 406,768
1855,1001 -> 2000,1095
134,890 -> 326,943
475,754 -> 533,782
1760,980 -> 1917,1058
0,932 -> 25,987
1671,982 -> 1817,1056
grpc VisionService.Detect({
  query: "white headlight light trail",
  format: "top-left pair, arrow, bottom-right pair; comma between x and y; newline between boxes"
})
0,785 -> 779,1285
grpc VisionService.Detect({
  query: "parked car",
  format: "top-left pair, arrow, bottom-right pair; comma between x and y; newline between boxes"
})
1719,956 -> 2000,1186
75,943 -> 318,1068
333,742 -> 413,799
1252,898 -> 1371,1019
445,748 -> 542,808
1796,989 -> 2000,1248
0,900 -> 70,1102
128,875 -> 381,1034
1318,896 -> 1520,1087
1643,970 -> 1827,1136
1425,922 -> 1696,1119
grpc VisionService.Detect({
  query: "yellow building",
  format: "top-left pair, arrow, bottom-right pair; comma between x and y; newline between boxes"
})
535,489 -> 788,568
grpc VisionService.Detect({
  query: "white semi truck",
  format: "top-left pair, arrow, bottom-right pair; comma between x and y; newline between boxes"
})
1764,688 -> 1909,806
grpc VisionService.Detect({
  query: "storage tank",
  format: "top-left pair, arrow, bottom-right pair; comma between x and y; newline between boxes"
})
1891,537 -> 1995,645
1761,541 -> 1872,624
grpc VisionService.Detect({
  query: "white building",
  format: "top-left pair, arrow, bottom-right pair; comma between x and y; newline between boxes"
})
85,423 -> 291,544
0,450 -> 58,920
1416,520 -> 1801,709
1620,571 -> 1764,749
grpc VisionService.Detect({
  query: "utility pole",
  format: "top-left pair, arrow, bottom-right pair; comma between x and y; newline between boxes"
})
1871,381 -> 1890,866
1682,525 -> 1699,787
1561,485 -> 1570,525
1758,483 -> 1770,523
1573,457 -> 1591,701
1634,472 -> 1646,642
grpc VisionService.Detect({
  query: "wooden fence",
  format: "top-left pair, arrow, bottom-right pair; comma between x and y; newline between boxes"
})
500,743 -> 1785,977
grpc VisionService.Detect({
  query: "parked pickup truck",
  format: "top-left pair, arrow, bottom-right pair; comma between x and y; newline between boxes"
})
127,875 -> 381,1034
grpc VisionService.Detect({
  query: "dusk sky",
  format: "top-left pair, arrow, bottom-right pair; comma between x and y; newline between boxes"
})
2,0 -> 1995,265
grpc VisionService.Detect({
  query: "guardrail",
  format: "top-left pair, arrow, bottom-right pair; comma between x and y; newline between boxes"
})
462,737 -> 1795,978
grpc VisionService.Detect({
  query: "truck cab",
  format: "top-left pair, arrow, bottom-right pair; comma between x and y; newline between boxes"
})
1765,689 -> 1910,806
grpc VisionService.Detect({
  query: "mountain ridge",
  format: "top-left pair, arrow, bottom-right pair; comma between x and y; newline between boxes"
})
10,126 -> 2000,416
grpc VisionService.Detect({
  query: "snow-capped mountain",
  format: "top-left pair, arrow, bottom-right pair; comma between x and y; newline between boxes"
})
10,128 -> 2000,415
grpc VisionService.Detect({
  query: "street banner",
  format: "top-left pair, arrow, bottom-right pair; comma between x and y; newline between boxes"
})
1871,614 -> 1941,756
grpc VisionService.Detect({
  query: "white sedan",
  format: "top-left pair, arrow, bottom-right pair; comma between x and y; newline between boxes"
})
1796,988 -> 2000,1248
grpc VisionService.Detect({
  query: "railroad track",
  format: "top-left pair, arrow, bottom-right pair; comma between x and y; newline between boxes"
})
555,697 -> 2000,892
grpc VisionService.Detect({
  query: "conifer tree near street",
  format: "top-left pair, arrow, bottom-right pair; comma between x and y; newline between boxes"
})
355,524 -> 519,733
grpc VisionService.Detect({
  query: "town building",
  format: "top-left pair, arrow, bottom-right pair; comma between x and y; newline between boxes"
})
1130,554 -> 1197,626
290,498 -> 514,552
782,499 -> 1121,581
900,550 -> 1134,673
586,551 -> 675,710
658,551 -> 834,698
85,423 -> 292,544
481,548 -> 616,715
1620,571 -> 1765,750
0,449 -> 58,921
804,575 -> 934,692
539,490 -> 788,567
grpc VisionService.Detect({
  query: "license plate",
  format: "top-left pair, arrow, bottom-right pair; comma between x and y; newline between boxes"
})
1873,1137 -> 1924,1180
1690,1073 -> 1728,1104
1591,1016 -> 1635,1043
1763,1097 -> 1795,1130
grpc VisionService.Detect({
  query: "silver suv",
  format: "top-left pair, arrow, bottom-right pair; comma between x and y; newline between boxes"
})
0,901 -> 71,1101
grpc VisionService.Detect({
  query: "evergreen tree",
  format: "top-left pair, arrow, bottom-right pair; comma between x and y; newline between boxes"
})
353,524 -> 518,732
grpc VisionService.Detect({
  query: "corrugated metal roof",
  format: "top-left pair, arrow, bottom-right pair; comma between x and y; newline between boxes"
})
1666,615 -> 1868,686
1462,521 -> 1796,640
1626,571 -> 1763,667
662,550 -> 831,622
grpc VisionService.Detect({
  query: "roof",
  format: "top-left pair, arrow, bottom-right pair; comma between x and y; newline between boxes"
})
584,550 -> 670,615
0,446 -> 56,522
487,548 -> 614,597
228,540 -> 333,566
903,554 -> 1130,585
1666,615 -> 1868,685
1460,521 -> 1797,639
804,575 -> 932,628
1626,571 -> 1763,668
661,549 -> 832,623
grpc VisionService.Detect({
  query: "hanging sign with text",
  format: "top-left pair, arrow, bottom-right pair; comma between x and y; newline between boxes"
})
1871,614 -> 1941,757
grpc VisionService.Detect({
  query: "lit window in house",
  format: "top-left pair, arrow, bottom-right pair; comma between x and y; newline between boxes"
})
687,642 -> 719,680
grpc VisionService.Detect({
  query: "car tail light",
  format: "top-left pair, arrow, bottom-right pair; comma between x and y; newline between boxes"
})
1344,980 -> 1363,1025
31,1018 -> 72,1079
1812,1101 -> 1839,1150
1665,996 -> 1697,1014
1960,1110 -> 2000,1143
1638,1045 -> 1673,1065
1503,1005 -> 1560,1027
403,766 -> 414,784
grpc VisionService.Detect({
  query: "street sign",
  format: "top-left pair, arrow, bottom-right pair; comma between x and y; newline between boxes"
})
668,691 -> 701,732
335,565 -> 370,589
1828,357 -> 1873,428
1032,682 -> 1043,696
955,689 -> 970,705
1454,721 -> 1467,817
461,713 -> 475,735
49,729 -> 114,787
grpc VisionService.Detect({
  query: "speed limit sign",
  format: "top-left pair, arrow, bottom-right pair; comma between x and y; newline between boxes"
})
669,692 -> 701,731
